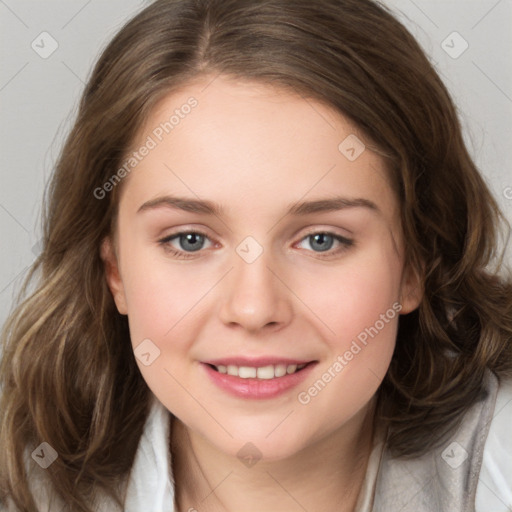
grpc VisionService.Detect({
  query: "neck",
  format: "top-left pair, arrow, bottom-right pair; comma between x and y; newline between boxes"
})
170,400 -> 377,512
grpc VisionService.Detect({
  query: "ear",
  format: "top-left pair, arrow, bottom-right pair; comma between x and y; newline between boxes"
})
398,260 -> 424,315
100,236 -> 128,315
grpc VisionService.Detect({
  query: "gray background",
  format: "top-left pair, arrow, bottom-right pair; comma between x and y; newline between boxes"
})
1,0 -> 511,328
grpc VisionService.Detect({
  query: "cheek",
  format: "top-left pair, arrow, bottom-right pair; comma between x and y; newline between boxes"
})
308,244 -> 403,348
296,288 -> 399,434
121,263 -> 196,401
123,275 -> 173,341
119,233 -> 199,343
296,245 -> 402,415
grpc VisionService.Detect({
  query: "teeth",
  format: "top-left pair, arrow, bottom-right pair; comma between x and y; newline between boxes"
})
238,366 -> 257,378
257,365 -> 275,379
213,363 -> 307,379
287,364 -> 297,374
274,364 -> 287,377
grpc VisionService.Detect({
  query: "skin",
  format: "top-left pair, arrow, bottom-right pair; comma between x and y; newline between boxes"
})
101,74 -> 422,512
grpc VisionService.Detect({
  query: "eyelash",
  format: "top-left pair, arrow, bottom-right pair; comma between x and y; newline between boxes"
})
158,229 -> 354,260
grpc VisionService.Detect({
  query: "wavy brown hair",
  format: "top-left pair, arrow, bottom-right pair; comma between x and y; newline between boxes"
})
1,0 -> 512,510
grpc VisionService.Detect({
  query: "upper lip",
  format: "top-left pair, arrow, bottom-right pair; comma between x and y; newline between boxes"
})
203,357 -> 316,367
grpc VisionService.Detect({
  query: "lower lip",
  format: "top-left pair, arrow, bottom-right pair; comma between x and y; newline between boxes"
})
201,362 -> 317,399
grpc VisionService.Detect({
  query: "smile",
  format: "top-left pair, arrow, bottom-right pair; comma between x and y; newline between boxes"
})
201,360 -> 317,399
210,363 -> 308,379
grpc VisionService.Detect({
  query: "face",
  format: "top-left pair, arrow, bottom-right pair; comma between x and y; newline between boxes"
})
102,74 -> 422,461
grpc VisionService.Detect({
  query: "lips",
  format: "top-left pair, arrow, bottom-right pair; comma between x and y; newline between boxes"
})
202,357 -> 315,379
200,356 -> 318,400
201,359 -> 317,399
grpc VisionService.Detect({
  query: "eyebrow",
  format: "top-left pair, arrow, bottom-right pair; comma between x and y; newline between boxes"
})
137,194 -> 380,217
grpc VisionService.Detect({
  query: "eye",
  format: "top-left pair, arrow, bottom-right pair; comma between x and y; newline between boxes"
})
158,229 -> 354,260
295,230 -> 354,258
158,230 -> 214,259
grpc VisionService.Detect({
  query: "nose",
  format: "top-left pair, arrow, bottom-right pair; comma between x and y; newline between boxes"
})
218,247 -> 294,334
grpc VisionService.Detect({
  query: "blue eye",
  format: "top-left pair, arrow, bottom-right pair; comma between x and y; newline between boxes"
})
159,231 -> 212,258
158,230 -> 353,260
301,231 -> 354,258
298,232 -> 351,253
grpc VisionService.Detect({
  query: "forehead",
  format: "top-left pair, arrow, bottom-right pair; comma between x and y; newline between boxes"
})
118,75 -> 397,224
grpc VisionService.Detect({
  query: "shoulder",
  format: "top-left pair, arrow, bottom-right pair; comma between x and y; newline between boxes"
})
372,369 -> 510,512
475,374 -> 512,512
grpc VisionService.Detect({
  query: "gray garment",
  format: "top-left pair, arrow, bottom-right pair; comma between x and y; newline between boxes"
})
356,369 -> 499,512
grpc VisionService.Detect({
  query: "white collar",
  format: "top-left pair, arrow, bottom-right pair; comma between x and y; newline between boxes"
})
123,394 -> 175,511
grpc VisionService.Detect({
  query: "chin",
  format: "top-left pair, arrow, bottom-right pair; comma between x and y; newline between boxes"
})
211,427 -> 312,464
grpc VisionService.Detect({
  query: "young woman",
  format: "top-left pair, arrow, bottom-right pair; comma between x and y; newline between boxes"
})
1,1 -> 511,511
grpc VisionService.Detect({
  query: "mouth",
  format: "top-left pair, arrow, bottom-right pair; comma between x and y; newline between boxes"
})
205,361 -> 313,379
201,360 -> 318,399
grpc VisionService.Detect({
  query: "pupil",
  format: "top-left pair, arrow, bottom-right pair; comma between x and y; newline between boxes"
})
181,233 -> 203,252
311,233 -> 333,252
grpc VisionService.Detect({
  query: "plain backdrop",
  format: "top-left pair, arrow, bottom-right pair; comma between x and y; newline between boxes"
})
0,0 -> 511,328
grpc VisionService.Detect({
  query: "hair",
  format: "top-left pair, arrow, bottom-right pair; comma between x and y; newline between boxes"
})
1,0 -> 511,510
